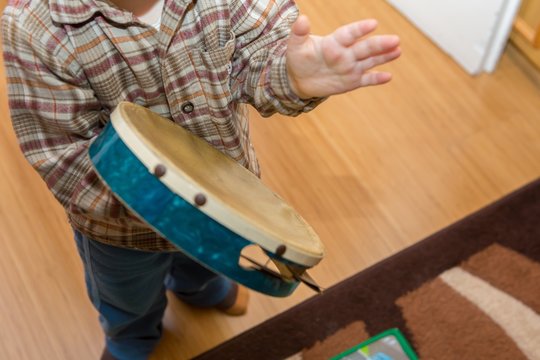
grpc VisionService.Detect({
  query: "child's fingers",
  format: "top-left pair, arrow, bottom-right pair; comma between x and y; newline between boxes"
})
333,19 -> 378,47
289,15 -> 311,47
353,35 -> 400,61
356,47 -> 402,73
358,71 -> 393,88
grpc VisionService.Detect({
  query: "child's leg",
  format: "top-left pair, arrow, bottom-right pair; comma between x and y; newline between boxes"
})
165,252 -> 250,316
74,231 -> 172,360
164,251 -> 233,307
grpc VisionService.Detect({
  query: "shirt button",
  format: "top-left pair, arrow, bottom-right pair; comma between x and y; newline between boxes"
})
181,102 -> 195,114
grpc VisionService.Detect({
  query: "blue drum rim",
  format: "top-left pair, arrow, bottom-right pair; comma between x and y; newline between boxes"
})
89,120 -> 302,297
108,102 -> 324,268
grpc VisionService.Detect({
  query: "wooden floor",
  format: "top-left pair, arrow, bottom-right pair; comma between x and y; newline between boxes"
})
2,1 -> 540,359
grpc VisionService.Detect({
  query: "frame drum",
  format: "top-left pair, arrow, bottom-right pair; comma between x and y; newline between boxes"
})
88,102 -> 324,297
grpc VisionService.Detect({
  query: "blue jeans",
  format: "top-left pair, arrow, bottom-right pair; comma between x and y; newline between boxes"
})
74,231 -> 232,360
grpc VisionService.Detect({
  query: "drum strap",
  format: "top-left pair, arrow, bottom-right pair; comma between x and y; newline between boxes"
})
240,254 -> 324,293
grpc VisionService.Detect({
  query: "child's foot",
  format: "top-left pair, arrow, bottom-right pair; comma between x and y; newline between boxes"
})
215,283 -> 249,316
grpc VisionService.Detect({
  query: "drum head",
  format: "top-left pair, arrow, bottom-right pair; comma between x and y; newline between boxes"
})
111,102 -> 324,267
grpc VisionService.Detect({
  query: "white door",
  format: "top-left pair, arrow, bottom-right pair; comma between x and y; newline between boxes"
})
386,0 -> 522,75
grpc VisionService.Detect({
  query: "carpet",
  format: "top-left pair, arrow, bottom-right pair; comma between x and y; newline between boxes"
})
195,179 -> 540,360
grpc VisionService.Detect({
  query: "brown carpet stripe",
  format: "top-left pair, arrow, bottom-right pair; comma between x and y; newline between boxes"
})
441,267 -> 540,359
461,244 -> 540,314
301,321 -> 370,360
396,278 -> 527,360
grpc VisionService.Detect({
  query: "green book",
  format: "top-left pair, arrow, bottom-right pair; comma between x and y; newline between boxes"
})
331,328 -> 418,360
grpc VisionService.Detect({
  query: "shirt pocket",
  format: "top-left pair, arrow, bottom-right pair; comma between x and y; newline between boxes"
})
189,31 -> 236,122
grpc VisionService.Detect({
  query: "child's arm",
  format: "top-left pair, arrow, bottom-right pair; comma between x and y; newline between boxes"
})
229,0 -> 400,116
229,0 -> 324,117
1,9 -> 138,226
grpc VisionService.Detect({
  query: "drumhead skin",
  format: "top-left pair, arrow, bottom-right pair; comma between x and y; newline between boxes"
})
88,102 -> 324,296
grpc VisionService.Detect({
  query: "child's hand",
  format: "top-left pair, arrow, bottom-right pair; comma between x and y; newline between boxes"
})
286,15 -> 401,99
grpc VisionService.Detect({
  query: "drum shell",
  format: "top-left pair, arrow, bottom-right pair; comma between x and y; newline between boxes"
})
89,121 -> 302,297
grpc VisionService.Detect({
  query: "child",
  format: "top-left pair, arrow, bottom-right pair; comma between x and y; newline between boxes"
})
1,0 -> 400,359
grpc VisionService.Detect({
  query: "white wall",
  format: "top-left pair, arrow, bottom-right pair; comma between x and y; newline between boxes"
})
386,0 -> 521,74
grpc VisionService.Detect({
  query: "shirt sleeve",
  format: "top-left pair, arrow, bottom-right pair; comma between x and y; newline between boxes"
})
1,11 -> 136,224
229,0 -> 326,117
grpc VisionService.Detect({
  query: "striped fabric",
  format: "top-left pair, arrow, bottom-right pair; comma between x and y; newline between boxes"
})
1,0 -> 323,251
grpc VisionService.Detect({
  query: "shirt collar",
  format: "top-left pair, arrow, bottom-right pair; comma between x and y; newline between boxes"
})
49,0 -> 133,25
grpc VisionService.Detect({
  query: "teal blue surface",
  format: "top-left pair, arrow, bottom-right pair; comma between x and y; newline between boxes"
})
88,122 -> 301,297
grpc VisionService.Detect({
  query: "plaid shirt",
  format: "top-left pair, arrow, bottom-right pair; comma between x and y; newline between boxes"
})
2,0 -> 322,251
